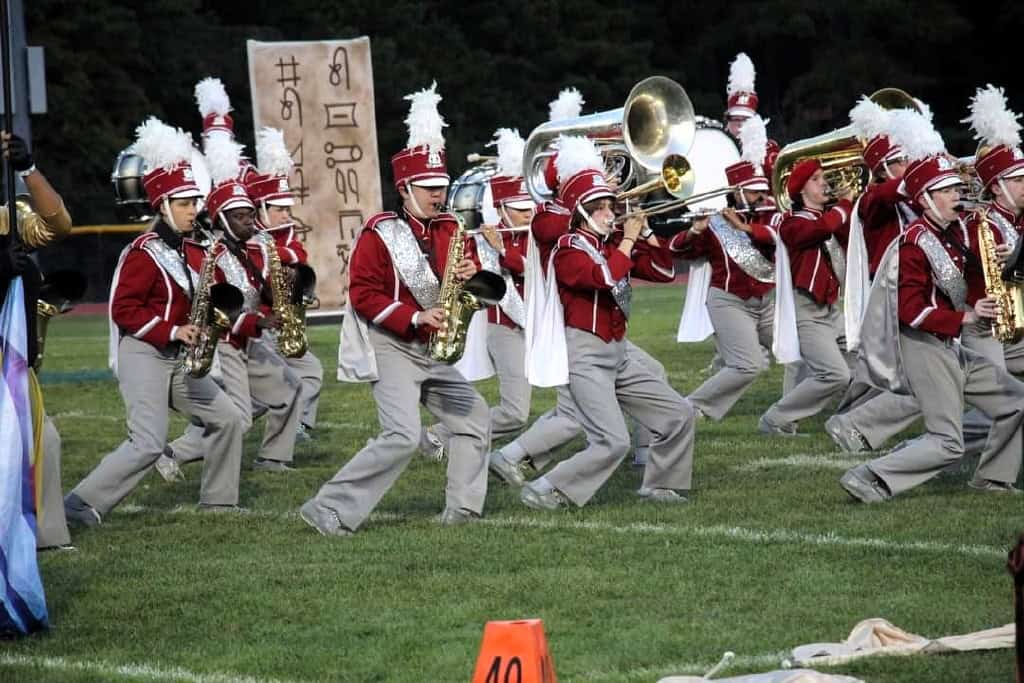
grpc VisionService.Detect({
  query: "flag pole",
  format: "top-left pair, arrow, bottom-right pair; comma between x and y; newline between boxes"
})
0,0 -> 18,248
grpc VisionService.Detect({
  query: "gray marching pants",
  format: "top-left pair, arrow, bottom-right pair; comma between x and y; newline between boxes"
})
832,385 -> 920,450
37,415 -> 70,549
689,288 -> 774,420
763,290 -> 850,428
545,329 -> 695,506
171,339 -> 302,464
286,349 -> 323,429
309,326 -> 490,531
866,328 -> 1024,495
72,336 -> 246,515
508,339 -> 665,470
433,324 -> 532,446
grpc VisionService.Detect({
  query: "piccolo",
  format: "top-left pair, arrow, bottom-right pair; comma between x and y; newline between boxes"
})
664,206 -> 776,224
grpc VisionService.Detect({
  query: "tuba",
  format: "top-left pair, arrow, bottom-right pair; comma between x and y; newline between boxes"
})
260,231 -> 311,358
522,76 -> 696,203
427,214 -> 506,363
771,88 -> 920,211
976,208 -> 1024,343
180,237 -> 244,378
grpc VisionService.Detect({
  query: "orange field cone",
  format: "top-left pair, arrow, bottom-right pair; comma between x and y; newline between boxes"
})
471,619 -> 557,683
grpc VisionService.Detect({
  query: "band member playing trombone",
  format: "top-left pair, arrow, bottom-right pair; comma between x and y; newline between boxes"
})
841,150 -> 1024,502
308,83 -> 490,535
64,118 -> 246,527
519,136 -> 695,510
671,116 -> 784,421
759,159 -> 855,435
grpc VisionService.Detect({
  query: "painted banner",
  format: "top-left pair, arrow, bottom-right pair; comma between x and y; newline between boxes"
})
247,37 -> 382,310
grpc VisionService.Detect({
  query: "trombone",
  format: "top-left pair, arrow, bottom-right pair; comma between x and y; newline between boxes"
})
664,205 -> 775,224
614,182 -> 740,224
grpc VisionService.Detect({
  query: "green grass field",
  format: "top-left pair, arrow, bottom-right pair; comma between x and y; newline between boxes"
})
2,285 -> 1019,682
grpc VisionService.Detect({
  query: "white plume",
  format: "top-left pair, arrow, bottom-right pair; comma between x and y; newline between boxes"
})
739,114 -> 769,170
489,128 -> 526,178
727,53 -> 756,96
554,135 -> 603,184
914,98 -> 934,123
549,87 -> 585,122
194,77 -> 232,117
255,127 -> 294,177
888,108 -> 945,162
849,96 -> 891,141
962,83 -> 1022,148
132,117 -> 193,171
205,133 -> 246,185
404,81 -> 447,152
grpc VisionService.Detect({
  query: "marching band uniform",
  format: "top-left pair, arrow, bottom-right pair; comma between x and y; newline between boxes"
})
305,84 -> 490,534
247,127 -> 323,438
519,143 -> 694,510
760,159 -> 853,434
65,120 -> 246,525
841,155 -> 1024,502
166,153 -> 303,472
672,144 -> 784,421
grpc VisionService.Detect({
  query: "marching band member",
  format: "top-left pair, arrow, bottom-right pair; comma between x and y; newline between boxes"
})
758,158 -> 855,435
518,136 -> 694,510
249,127 -> 323,441
0,132 -> 74,548
429,128 -> 533,455
64,118 -> 246,526
308,82 -> 490,535
724,53 -> 781,183
841,133 -> 1024,502
671,115 -> 784,421
165,133 -> 303,473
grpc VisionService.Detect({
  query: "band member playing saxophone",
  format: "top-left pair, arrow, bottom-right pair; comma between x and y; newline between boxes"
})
305,83 -> 490,535
64,118 -> 245,526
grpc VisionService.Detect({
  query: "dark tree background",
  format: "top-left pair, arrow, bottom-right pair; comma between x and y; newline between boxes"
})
22,0 -> 1024,295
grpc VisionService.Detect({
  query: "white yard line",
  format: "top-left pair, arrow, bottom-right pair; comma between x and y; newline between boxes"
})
52,410 -> 121,421
0,654 -> 304,683
734,453 -> 866,473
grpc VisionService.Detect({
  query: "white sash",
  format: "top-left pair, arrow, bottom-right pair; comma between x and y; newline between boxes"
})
336,297 -> 378,383
453,310 -> 495,381
107,243 -> 132,377
844,196 -> 871,352
771,229 -> 801,364
524,232 -> 568,387
676,260 -> 714,342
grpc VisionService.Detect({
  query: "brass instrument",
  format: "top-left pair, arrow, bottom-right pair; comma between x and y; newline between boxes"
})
771,88 -> 920,211
976,208 -> 1024,343
522,76 -> 696,203
261,232 -> 310,358
180,238 -> 243,377
34,269 -> 88,372
615,184 -> 740,224
428,214 -> 506,363
664,205 -> 776,224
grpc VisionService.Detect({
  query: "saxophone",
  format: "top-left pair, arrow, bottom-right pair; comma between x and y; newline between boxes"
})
976,208 -> 1024,344
181,237 -> 234,377
260,231 -> 309,358
427,213 -> 506,363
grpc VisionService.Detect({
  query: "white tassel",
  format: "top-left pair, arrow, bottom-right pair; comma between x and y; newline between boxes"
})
962,83 -> 1022,148
554,135 -> 603,184
132,117 -> 193,171
727,53 -> 756,96
404,81 -> 447,153
549,87 -> 585,122
739,114 -> 769,171
255,127 -> 294,177
194,77 -> 231,117
205,133 -> 245,185
489,128 -> 526,178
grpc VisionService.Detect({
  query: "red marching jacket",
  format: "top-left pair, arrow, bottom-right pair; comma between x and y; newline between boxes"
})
348,210 -> 478,344
668,217 -> 778,300
859,178 -> 907,278
531,201 -> 572,266
213,239 -> 284,350
779,200 -> 853,305
261,223 -> 308,265
898,215 -> 968,340
111,232 -> 207,350
487,227 -> 527,329
553,229 -> 675,343
961,201 -> 1024,306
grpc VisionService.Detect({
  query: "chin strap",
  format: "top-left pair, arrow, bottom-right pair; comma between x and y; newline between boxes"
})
160,198 -> 185,234
219,212 -> 243,242
577,204 -> 611,238
405,181 -> 429,220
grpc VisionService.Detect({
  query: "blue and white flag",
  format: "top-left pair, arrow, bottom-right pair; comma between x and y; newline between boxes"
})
0,277 -> 49,635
